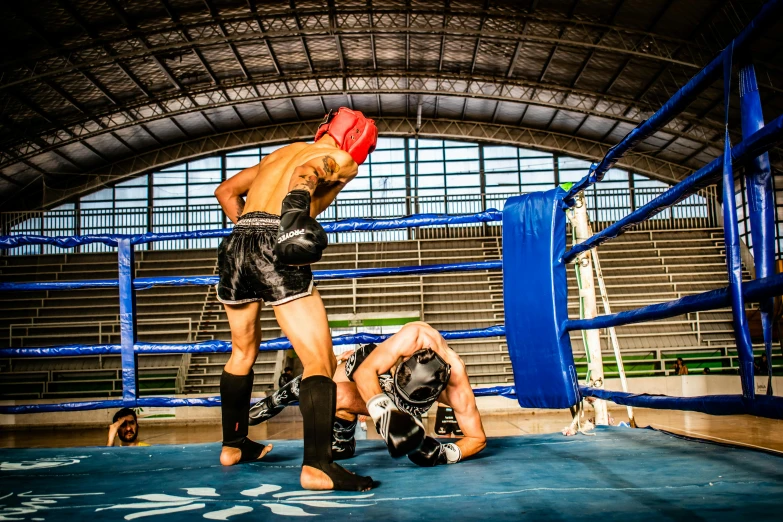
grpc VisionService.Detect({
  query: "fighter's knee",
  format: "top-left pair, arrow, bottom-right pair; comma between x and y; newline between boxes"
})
335,409 -> 356,422
303,361 -> 334,379
227,347 -> 258,373
335,383 -> 353,410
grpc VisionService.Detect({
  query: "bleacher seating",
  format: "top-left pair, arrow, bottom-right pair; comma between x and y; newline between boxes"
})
0,226 -> 772,400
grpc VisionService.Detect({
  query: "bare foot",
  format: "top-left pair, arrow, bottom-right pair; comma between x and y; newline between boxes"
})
220,443 -> 273,466
301,465 -> 334,490
300,465 -> 373,492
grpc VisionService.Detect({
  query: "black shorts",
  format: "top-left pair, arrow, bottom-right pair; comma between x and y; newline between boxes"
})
216,212 -> 314,306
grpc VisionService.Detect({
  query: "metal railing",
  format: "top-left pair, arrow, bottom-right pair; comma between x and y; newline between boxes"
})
8,317 -> 193,347
1,187 -> 720,255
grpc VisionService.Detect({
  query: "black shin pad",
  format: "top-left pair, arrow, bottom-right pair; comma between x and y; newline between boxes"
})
332,417 -> 357,460
299,375 -> 373,491
221,369 -> 266,463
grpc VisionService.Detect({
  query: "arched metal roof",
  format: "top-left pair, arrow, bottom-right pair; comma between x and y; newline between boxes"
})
1,0 -> 781,210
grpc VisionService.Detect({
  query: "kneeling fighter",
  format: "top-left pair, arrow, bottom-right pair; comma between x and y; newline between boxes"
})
213,107 -> 378,491
249,322 -> 487,466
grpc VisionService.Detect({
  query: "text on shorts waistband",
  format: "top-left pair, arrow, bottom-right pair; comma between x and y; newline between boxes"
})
235,211 -> 280,228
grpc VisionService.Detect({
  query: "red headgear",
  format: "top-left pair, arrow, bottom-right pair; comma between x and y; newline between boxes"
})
314,108 -> 378,165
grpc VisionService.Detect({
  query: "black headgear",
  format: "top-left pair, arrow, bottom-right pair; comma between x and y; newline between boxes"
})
394,349 -> 451,406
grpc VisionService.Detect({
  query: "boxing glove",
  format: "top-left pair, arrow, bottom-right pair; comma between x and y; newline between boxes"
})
367,393 -> 425,458
274,190 -> 328,265
249,375 -> 301,425
408,436 -> 462,467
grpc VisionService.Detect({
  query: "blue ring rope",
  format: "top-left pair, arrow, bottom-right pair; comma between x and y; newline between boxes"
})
0,260 -> 502,292
0,210 -> 502,250
0,386 -> 516,414
0,325 -> 507,358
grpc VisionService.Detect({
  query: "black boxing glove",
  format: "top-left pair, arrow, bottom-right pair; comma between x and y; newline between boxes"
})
274,190 -> 328,265
367,393 -> 425,458
408,436 -> 462,467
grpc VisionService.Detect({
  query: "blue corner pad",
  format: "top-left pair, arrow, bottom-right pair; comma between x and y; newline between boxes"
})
502,187 -> 579,409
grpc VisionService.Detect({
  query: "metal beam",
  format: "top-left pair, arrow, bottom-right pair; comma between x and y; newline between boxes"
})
469,0 -> 490,74
201,112 -> 219,133
4,91 -> 106,165
601,0 -> 675,96
232,106 -> 248,127
490,100 -> 501,123
140,125 -> 163,146
567,0 -> 670,139
653,96 -> 724,157
0,171 -> 26,187
9,2 -> 123,107
203,0 -> 253,79
161,0 -> 220,84
569,0 -> 625,88
169,117 -> 191,139
368,0 -> 377,70
57,0 -> 152,98
437,0 -> 449,73
537,0 -> 579,83
505,42 -> 523,78
247,0 -> 283,75
1,71 -> 732,171
405,0 -> 410,70
2,4 -> 721,98
328,0 -> 346,71
290,0 -> 315,72
105,0 -> 183,90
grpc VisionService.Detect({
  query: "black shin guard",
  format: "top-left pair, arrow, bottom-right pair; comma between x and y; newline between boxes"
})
221,370 -> 265,462
332,417 -> 357,460
299,376 -> 373,491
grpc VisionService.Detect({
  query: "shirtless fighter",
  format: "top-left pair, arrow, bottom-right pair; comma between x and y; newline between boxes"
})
248,322 -> 487,466
213,108 -> 379,491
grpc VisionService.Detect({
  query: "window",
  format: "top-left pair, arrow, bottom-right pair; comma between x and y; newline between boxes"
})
8,139 -> 723,254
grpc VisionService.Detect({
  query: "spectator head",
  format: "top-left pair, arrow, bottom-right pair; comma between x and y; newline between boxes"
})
677,358 -> 685,365
284,366 -> 293,374
703,367 -> 711,374
113,408 -> 139,443
762,354 -> 768,362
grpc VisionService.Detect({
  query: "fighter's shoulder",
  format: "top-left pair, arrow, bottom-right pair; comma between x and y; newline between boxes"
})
298,144 -> 355,166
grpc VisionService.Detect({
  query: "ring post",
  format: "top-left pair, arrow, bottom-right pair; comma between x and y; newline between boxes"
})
739,63 -> 775,395
118,238 -> 139,406
567,192 -> 608,425
721,48 -> 755,399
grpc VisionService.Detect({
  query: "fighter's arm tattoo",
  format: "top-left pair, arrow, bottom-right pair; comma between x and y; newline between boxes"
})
290,155 -> 341,194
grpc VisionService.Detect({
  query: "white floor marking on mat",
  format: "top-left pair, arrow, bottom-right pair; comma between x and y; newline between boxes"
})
285,500 -> 370,508
97,501 -> 195,511
0,456 -> 91,471
362,482 -> 740,504
202,506 -> 253,520
280,494 -> 374,501
182,488 -> 219,497
134,494 -> 201,502
240,485 -> 281,497
273,490 -> 335,498
262,503 -> 316,516
124,503 -> 206,520
84,484 -> 375,518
